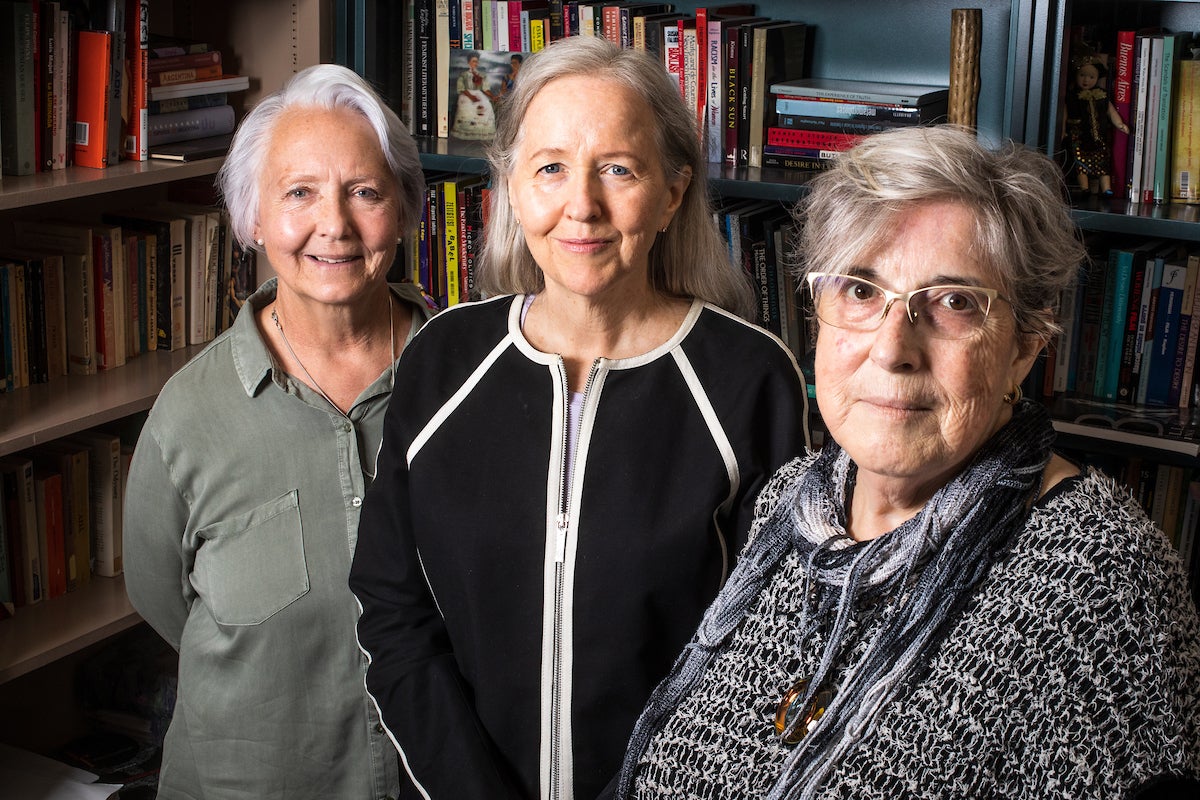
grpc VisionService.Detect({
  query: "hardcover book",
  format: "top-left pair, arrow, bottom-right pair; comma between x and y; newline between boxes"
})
0,0 -> 37,175
747,20 -> 809,168
74,29 -> 117,168
769,76 -> 949,106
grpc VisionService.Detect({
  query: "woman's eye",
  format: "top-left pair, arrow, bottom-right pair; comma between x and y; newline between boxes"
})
607,164 -> 632,177
848,282 -> 877,301
937,290 -> 981,313
287,188 -> 309,199
355,187 -> 380,200
537,163 -> 562,175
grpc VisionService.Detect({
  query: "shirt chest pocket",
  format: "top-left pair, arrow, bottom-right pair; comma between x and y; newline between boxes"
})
192,490 -> 310,626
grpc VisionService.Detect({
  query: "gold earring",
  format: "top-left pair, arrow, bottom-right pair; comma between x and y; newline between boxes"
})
1003,384 -> 1023,405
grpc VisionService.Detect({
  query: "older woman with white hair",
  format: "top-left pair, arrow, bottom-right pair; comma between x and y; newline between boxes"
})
124,63 -> 434,799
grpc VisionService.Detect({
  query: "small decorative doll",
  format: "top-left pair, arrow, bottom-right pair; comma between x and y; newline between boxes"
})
1063,54 -> 1130,195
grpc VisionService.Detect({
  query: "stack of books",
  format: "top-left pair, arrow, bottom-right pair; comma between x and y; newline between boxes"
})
147,37 -> 248,160
761,77 -> 949,171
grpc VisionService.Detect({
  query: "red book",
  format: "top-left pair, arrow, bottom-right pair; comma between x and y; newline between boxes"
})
1112,29 -> 1136,200
73,29 -> 115,168
33,469 -> 65,599
766,126 -> 864,151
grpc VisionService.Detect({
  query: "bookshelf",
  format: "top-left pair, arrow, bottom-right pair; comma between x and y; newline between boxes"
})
0,0 -> 333,765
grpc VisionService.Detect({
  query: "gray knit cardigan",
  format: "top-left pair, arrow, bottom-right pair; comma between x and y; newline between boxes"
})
620,457 -> 1200,800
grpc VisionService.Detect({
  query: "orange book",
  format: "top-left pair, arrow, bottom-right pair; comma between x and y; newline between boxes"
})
124,0 -> 150,160
148,63 -> 222,87
74,29 -> 115,168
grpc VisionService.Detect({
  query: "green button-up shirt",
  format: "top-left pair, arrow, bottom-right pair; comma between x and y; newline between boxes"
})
124,278 -> 432,800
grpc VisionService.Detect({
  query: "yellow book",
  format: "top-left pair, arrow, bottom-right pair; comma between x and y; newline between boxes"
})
1172,59 -> 1200,203
442,179 -> 461,307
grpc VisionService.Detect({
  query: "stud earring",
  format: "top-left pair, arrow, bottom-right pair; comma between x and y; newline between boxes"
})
255,238 -> 264,246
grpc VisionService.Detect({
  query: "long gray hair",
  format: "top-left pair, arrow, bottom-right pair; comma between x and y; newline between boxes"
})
479,35 -> 756,318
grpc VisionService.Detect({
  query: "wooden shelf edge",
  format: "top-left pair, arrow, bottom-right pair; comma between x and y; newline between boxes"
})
0,575 -> 141,685
0,345 -> 205,458
0,158 -> 224,213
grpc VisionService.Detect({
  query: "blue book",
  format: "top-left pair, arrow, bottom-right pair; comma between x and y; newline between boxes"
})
1146,255 -> 1189,405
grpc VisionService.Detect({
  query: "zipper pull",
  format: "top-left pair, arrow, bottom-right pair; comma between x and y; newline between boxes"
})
555,512 -> 569,562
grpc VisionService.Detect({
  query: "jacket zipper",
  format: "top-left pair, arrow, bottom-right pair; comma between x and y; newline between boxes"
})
548,358 -> 600,800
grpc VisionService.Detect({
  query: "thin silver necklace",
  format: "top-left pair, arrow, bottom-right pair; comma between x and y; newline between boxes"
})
271,294 -> 395,476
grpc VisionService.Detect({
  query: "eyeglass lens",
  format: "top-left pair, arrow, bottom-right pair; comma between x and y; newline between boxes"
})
810,275 -> 992,340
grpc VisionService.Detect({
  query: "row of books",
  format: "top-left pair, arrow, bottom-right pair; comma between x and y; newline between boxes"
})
407,2 -> 813,168
713,197 -> 802,353
1115,30 -> 1200,204
145,36 -> 246,152
1029,238 -> 1200,412
760,77 -> 950,172
0,0 -> 248,175
0,205 -> 256,393
0,428 -> 128,618
1066,25 -> 1200,204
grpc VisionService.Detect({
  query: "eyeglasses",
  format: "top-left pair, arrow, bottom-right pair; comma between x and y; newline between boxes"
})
805,272 -> 1010,341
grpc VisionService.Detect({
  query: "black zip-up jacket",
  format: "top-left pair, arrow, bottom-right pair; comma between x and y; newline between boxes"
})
351,294 -> 809,800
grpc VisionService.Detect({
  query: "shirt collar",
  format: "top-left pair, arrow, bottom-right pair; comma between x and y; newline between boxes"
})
231,277 -> 279,398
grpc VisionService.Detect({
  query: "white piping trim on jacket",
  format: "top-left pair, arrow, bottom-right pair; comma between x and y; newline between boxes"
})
670,347 -> 741,580
407,335 -> 512,465
353,595 -> 434,800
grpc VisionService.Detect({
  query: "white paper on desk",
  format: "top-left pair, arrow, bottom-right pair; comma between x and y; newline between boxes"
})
0,743 -> 123,800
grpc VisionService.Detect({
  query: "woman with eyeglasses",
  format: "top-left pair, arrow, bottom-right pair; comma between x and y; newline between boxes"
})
613,125 -> 1200,799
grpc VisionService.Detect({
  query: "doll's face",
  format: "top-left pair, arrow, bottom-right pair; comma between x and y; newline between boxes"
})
1076,63 -> 1099,90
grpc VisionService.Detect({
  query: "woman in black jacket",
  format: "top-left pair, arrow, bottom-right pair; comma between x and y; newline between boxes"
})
350,35 -> 809,800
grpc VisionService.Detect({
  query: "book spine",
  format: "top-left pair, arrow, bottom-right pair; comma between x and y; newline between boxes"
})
1147,259 -> 1188,405
147,62 -> 222,87
1128,35 -> 1152,201
1095,248 -> 1129,400
760,151 -> 833,171
1180,255 -> 1200,408
74,30 -> 113,168
1141,36 -> 1164,204
1154,34 -> 1183,203
7,461 -> 43,604
1112,30 -> 1135,199
124,0 -> 150,160
766,127 -> 865,150
0,1 -> 38,176
774,97 -> 931,122
39,1 -> 56,172
42,255 -> 66,378
1117,254 -> 1148,403
723,25 -> 739,166
435,0 -> 451,137
1174,60 -> 1200,203
34,471 -> 66,599
705,20 -> 723,163
148,104 -> 235,145
443,180 -> 460,307
775,114 -> 914,134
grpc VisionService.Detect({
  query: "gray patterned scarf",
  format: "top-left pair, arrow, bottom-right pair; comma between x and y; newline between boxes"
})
617,399 -> 1056,800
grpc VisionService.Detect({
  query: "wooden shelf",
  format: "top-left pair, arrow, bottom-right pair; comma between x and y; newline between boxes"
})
0,575 -> 140,685
0,159 -> 224,213
0,346 -> 204,458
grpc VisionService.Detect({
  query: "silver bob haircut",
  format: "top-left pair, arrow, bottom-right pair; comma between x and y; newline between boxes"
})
479,35 -> 756,319
795,125 -> 1086,339
217,63 -> 426,254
